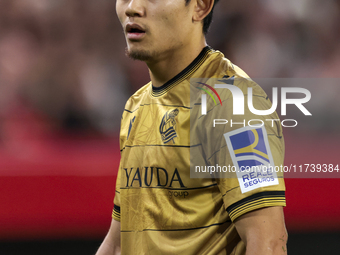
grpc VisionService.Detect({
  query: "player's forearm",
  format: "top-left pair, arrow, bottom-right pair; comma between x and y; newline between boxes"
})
235,207 -> 288,255
96,219 -> 121,255
96,242 -> 120,255
96,243 -> 121,255
244,234 -> 287,255
96,234 -> 121,255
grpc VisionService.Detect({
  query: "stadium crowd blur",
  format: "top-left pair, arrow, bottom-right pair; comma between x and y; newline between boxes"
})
0,0 -> 339,147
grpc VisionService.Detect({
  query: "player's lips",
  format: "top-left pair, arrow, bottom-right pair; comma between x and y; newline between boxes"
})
126,23 -> 146,40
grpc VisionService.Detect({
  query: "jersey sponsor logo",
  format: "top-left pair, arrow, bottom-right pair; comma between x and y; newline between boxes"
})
123,167 -> 186,188
159,109 -> 179,144
168,190 -> 189,199
224,126 -> 279,193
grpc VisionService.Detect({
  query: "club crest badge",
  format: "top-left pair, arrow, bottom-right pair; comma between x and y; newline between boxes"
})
159,109 -> 179,144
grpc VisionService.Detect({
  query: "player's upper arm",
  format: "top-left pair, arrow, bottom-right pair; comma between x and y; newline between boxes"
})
96,219 -> 121,255
234,206 -> 287,255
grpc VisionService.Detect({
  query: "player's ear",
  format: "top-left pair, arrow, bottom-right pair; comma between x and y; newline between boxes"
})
192,0 -> 214,22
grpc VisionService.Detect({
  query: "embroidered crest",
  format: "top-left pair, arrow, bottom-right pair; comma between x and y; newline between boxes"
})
159,109 -> 179,144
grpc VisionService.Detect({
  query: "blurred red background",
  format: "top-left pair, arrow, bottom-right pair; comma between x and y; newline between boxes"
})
0,0 -> 339,251
1,130 -> 339,240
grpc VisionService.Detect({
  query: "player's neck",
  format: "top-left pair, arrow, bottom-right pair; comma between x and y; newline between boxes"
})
147,40 -> 207,88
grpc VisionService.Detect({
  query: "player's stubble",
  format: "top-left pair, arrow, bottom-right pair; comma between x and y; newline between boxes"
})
125,47 -> 156,62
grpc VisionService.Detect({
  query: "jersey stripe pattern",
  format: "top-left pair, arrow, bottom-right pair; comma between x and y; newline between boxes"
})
112,46 -> 286,255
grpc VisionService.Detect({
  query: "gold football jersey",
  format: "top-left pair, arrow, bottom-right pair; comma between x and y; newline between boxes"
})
112,46 -> 286,255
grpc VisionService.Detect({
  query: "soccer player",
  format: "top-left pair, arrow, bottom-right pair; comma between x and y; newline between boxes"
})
96,0 -> 287,254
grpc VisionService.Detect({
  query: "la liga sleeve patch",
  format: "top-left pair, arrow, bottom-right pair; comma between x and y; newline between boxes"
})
224,126 -> 279,194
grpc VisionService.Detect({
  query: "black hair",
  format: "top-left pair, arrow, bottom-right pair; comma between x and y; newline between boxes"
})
185,0 -> 220,34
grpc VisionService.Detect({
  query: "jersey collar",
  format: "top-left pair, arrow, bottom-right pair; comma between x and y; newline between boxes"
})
151,46 -> 212,97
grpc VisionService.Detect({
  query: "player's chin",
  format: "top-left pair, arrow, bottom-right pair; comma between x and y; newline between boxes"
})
125,46 -> 154,62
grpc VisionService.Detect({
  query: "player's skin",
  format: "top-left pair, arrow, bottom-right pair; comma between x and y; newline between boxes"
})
95,0 -> 288,254
95,219 -> 121,255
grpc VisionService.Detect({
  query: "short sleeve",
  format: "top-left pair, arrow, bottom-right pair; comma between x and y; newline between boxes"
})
199,78 -> 286,221
112,163 -> 121,222
112,101 -> 131,222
